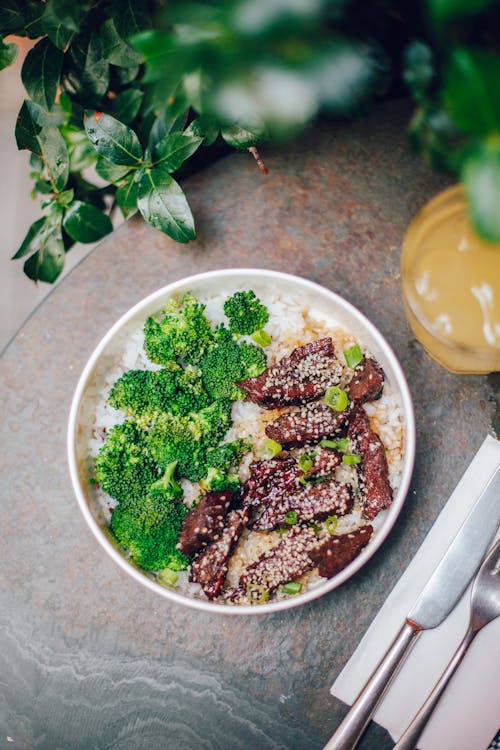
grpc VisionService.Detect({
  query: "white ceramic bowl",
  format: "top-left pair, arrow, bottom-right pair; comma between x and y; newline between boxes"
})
68,269 -> 415,615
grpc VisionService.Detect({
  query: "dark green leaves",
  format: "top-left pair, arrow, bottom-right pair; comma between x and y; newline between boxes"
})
16,100 -> 69,192
221,124 -> 264,151
13,209 -> 65,283
444,48 -> 500,136
21,37 -> 63,110
137,167 -> 195,243
463,139 -> 500,242
101,18 -> 142,67
0,37 -> 17,70
152,132 -> 202,171
84,111 -> 143,166
42,0 -> 82,49
63,201 -> 113,243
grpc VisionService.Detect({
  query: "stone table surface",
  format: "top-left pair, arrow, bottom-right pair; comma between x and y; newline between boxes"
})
1,99 -> 498,750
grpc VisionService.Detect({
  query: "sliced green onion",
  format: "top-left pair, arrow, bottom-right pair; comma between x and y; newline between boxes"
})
246,584 -> 268,603
344,344 -> 363,368
285,510 -> 298,525
325,515 -> 338,534
342,453 -> 362,465
298,454 -> 313,472
282,581 -> 302,595
325,386 -> 349,412
251,329 -> 272,347
158,568 -> 179,587
319,437 -> 349,452
276,526 -> 289,534
257,438 -> 282,459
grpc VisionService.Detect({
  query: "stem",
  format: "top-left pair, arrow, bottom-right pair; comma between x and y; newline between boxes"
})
248,146 -> 268,175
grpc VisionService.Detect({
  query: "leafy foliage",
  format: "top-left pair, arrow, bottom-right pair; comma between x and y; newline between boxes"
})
3,0 -> 500,285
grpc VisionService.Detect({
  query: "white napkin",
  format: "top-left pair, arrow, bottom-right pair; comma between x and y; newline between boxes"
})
331,434 -> 500,750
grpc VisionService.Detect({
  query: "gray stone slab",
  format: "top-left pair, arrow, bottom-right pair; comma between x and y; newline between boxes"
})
1,99 -> 497,749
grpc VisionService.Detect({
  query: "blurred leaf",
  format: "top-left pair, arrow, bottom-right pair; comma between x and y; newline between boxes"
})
152,132 -> 202,171
16,100 -> 69,192
101,18 -> 142,68
404,42 -> 434,101
23,236 -> 65,282
463,138 -> 500,242
115,177 -> 139,216
0,1 -> 45,37
95,156 -> 131,184
221,124 -> 264,150
85,111 -> 143,166
112,0 -> 151,38
111,63 -> 140,87
21,38 -> 63,110
137,166 -> 195,242
187,115 -> 220,146
445,48 -> 500,136
63,200 -> 113,242
427,0 -> 496,22
0,37 -> 17,70
111,88 -> 144,125
57,188 -> 74,206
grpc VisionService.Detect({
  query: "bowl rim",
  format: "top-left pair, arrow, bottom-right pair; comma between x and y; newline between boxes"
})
67,268 -> 416,615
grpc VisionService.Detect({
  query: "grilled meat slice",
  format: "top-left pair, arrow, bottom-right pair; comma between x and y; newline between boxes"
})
190,508 -> 249,599
251,479 -> 352,531
265,402 -> 351,448
238,337 -> 342,408
307,446 -> 342,477
347,357 -> 384,403
178,490 -> 233,557
309,525 -> 373,578
348,406 -> 393,519
242,457 -> 301,507
239,525 -> 318,595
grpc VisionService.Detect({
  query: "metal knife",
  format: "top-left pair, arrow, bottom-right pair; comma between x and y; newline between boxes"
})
323,463 -> 500,750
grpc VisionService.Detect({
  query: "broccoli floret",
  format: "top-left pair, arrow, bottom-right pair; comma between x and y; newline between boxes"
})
223,290 -> 269,336
200,326 -> 267,400
205,438 -> 250,472
141,399 -> 233,482
143,293 -> 214,366
201,467 -> 241,493
94,420 -> 159,505
108,364 -> 211,417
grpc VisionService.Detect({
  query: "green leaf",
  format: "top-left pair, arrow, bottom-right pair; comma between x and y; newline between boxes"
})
84,111 -> 143,166
0,37 -> 17,70
137,166 -> 195,242
63,127 -> 96,172
41,0 -> 81,50
112,0 -> 150,38
221,124 -> 264,150
111,88 -> 144,125
23,236 -> 65,283
0,1 -> 45,37
463,138 -> 500,242
95,156 -> 131,185
404,42 -> 434,102
63,201 -> 113,243
152,132 -> 203,171
428,0 -> 495,22
100,18 -> 142,68
12,216 -> 51,259
16,100 -> 69,192
57,188 -> 74,206
115,178 -> 139,217
21,37 -> 63,110
444,48 -> 500,136
82,32 -> 110,100
187,115 -> 220,146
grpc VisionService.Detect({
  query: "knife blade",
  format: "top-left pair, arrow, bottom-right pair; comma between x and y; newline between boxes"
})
323,463 -> 500,750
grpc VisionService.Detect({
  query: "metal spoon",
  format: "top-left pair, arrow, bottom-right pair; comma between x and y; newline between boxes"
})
394,536 -> 500,750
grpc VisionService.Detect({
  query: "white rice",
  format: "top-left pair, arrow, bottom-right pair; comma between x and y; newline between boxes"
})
88,290 -> 405,601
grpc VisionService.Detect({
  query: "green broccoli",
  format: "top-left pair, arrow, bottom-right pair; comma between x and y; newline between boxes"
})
110,462 -> 189,571
223,290 -> 269,336
143,293 -> 214,366
200,326 -> 267,400
108,364 -> 211,417
205,438 -> 250,471
94,420 -> 159,505
141,398 -> 233,482
201,467 -> 241,494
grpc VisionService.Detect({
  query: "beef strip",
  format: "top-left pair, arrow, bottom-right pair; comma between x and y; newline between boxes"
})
265,402 -> 352,447
251,479 -> 352,531
308,525 -> 373,578
238,525 -> 318,596
347,357 -> 384,403
178,490 -> 233,557
307,446 -> 342,476
237,337 -> 342,408
190,508 -> 249,599
348,406 -> 393,519
242,457 -> 301,507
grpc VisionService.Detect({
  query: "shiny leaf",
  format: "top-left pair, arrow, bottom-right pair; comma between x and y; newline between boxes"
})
95,156 -> 131,185
101,18 -> 142,67
23,236 -> 65,282
137,166 -> 195,242
85,111 -> 143,166
12,216 -> 52,259
152,131 -> 202,171
111,88 -> 144,124
16,100 -> 69,192
115,177 -> 139,217
21,37 -> 63,110
63,200 -> 113,243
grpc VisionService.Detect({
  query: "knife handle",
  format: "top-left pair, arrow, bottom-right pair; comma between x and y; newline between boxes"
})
323,620 -> 421,750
